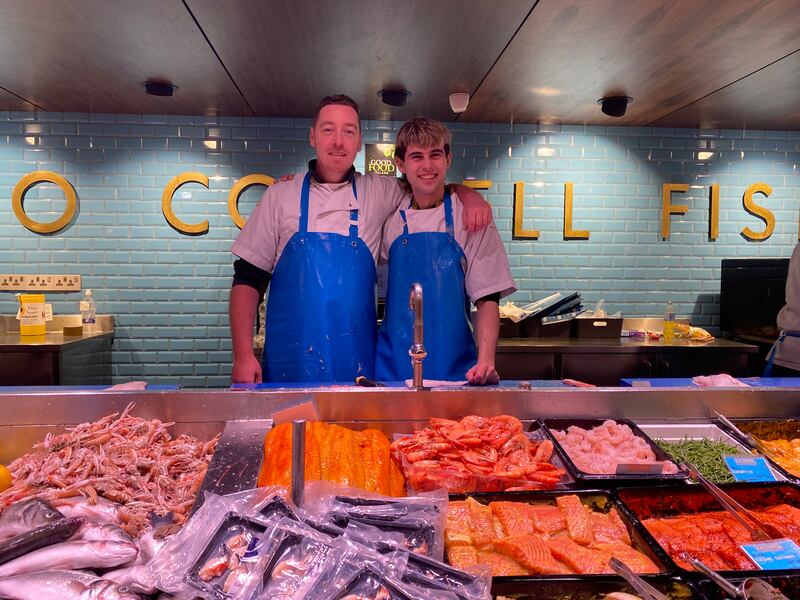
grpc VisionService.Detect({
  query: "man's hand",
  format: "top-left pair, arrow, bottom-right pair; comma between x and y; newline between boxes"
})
454,185 -> 493,232
232,353 -> 262,384
466,362 -> 499,385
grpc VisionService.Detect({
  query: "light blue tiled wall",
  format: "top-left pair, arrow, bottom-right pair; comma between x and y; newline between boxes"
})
1,111 -> 798,386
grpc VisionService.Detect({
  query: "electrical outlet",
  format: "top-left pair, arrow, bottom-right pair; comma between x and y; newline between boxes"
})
0,274 -> 81,292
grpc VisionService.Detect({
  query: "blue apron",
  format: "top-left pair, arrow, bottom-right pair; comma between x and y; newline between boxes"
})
375,191 -> 476,381
763,330 -> 800,376
263,172 -> 377,382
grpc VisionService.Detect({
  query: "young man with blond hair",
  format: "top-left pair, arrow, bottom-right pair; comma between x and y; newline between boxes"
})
375,117 -> 515,385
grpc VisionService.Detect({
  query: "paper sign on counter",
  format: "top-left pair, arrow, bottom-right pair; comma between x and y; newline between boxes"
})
740,538 -> 800,570
723,455 -> 777,482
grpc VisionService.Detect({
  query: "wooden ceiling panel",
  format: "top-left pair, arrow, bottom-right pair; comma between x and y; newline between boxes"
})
0,88 -> 39,112
652,50 -> 800,130
185,0 -> 533,121
0,0 -> 249,115
462,0 -> 800,127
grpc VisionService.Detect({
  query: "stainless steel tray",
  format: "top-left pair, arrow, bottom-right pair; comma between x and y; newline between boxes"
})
637,421 -> 786,481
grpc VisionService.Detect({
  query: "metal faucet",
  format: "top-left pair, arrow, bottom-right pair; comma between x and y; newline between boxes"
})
408,283 -> 426,390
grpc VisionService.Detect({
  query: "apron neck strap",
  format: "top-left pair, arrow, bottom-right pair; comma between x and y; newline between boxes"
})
300,172 -> 359,237
443,189 -> 455,237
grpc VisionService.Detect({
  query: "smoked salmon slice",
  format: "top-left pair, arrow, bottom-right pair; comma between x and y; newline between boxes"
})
593,542 -> 659,574
491,501 -> 536,537
494,534 -> 573,575
547,535 -> 612,574
528,504 -> 566,534
445,501 -> 473,547
556,495 -> 594,545
447,545 -> 479,570
476,550 -> 531,576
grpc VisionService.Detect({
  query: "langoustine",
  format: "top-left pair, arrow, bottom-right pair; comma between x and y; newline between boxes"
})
0,402 -> 219,537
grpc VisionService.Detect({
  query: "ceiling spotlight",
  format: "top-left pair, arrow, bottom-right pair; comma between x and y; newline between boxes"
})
142,80 -> 177,97
449,92 -> 470,113
378,89 -> 411,107
598,95 -> 632,117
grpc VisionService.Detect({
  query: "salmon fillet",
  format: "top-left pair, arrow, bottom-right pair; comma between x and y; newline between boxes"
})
466,497 -> 496,550
547,535 -> 612,574
495,534 -> 573,575
528,504 -> 566,534
446,501 -> 473,546
593,542 -> 659,574
447,545 -> 479,570
491,501 -> 536,537
556,495 -> 594,545
476,550 -> 531,576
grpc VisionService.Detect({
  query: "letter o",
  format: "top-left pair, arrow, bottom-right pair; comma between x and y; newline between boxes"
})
162,172 -> 210,235
12,171 -> 77,234
228,174 -> 275,229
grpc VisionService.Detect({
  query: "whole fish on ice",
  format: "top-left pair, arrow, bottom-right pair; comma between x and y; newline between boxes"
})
0,569 -> 140,599
0,540 -> 137,577
0,499 -> 63,542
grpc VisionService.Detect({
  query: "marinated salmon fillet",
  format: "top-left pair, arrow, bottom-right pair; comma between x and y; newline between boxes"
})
593,542 -> 659,574
467,497 -> 497,550
491,502 -> 536,537
528,504 -> 566,534
758,504 -> 800,539
445,501 -> 473,546
447,545 -> 479,570
476,550 -> 531,576
547,535 -> 612,574
556,495 -> 594,545
494,534 -> 573,575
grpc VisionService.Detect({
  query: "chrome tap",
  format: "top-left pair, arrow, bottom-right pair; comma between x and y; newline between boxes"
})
408,283 -> 426,390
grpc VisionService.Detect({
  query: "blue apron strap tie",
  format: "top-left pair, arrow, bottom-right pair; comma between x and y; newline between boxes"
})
399,209 -> 409,235
443,189 -> 455,238
299,172 -> 312,234
763,330 -> 800,377
348,178 -> 358,239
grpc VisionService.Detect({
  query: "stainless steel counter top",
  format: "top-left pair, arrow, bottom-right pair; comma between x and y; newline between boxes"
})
497,338 -> 757,353
0,315 -> 114,351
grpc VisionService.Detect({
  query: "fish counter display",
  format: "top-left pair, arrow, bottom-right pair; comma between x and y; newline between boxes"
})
0,386 -> 798,598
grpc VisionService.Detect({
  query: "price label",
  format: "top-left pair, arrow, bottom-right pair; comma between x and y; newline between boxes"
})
740,538 -> 800,570
723,455 -> 776,482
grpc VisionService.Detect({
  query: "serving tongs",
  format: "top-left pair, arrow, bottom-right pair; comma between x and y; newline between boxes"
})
608,557 -> 669,600
715,412 -> 774,458
681,462 -> 783,541
683,554 -> 789,600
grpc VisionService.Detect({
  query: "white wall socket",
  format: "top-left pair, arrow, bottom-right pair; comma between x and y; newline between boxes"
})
0,274 -> 82,292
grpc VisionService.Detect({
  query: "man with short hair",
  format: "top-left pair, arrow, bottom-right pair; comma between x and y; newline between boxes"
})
375,117 -> 515,385
230,96 -> 492,383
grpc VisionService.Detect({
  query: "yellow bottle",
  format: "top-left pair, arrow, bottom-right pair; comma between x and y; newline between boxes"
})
663,300 -> 675,342
18,294 -> 46,336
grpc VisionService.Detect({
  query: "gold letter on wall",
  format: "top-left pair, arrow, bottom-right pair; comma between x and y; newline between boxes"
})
162,172 -> 209,235
512,182 -> 539,239
741,182 -> 774,241
12,171 -> 77,234
563,182 -> 589,240
709,184 -> 720,241
228,174 -> 275,229
661,183 -> 689,239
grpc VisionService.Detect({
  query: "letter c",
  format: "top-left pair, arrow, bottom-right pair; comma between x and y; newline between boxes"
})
12,171 -> 77,234
162,172 -> 209,235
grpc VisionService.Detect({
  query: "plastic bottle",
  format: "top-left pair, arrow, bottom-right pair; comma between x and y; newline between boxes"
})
663,299 -> 675,342
80,289 -> 97,334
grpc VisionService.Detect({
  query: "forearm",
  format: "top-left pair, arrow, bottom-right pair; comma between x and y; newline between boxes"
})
475,299 -> 500,365
230,284 -> 261,361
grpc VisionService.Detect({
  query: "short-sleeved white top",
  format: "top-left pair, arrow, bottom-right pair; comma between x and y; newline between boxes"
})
231,171 -> 406,272
775,242 -> 800,370
380,191 -> 517,303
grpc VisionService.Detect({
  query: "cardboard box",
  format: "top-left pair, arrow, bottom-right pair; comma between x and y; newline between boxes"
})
572,317 -> 623,338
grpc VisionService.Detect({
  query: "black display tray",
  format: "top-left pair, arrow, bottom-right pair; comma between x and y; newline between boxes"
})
542,418 -> 689,484
448,489 -> 672,589
491,575 -> 702,599
616,482 -> 800,579
186,512 -> 269,600
715,417 -> 800,483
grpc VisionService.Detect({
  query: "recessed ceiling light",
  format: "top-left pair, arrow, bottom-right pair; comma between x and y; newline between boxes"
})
378,89 -> 411,107
142,80 -> 177,97
598,95 -> 633,117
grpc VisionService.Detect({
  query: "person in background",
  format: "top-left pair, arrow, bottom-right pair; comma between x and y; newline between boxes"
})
375,117 -> 516,385
765,242 -> 800,376
229,95 -> 493,384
